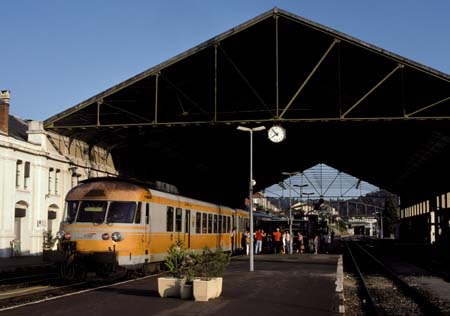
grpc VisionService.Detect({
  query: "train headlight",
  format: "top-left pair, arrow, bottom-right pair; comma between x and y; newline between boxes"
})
111,232 -> 124,242
64,232 -> 71,240
102,233 -> 110,240
56,231 -> 66,240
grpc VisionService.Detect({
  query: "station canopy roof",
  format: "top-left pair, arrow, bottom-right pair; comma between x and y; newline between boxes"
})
44,8 -> 450,208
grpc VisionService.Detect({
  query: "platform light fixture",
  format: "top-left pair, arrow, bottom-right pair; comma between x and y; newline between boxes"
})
237,125 -> 266,272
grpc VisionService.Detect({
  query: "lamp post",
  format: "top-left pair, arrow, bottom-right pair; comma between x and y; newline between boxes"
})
237,125 -> 266,271
302,192 -> 315,214
293,184 -> 308,214
281,171 -> 298,254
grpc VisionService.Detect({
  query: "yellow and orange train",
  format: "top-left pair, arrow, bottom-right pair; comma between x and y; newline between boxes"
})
51,177 -> 249,279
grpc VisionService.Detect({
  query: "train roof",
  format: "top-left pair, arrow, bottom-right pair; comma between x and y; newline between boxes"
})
66,178 -> 151,201
70,177 -> 240,212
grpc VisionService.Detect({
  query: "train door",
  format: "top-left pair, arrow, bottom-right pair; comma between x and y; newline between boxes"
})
144,203 -> 150,262
185,210 -> 191,248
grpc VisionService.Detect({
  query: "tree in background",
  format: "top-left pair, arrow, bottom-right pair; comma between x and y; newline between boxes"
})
382,197 -> 399,238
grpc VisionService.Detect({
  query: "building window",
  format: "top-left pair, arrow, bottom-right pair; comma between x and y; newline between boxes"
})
16,160 -> 22,188
24,161 -> 30,189
48,167 -> 54,195
55,169 -> 60,195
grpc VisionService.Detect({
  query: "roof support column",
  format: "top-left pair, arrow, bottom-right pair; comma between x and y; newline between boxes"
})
274,14 -> 279,119
214,44 -> 218,122
154,73 -> 159,124
96,100 -> 102,126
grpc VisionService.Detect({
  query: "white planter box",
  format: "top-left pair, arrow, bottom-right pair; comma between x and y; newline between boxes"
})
193,277 -> 223,302
158,277 -> 181,298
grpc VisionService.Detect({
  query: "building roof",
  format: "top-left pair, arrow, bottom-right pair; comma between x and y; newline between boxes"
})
8,115 -> 28,141
43,8 -> 450,207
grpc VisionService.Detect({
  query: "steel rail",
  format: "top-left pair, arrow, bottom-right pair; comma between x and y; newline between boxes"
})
355,242 -> 445,316
343,239 -> 382,316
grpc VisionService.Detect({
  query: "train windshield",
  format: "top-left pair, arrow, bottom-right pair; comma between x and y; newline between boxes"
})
77,201 -> 108,223
64,201 -> 79,223
106,202 -> 137,223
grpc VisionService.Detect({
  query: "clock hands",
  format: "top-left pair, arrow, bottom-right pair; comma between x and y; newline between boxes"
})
268,125 -> 286,143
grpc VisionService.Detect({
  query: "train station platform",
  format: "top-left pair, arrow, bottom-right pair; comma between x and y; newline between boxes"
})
0,255 -> 55,274
0,253 -> 344,316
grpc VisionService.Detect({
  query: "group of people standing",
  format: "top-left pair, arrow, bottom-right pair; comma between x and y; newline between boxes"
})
272,228 -> 295,254
237,227 -> 335,255
239,228 -> 267,255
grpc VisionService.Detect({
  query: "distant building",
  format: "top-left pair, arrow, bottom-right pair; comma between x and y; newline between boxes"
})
0,91 -> 118,257
251,192 -> 281,214
347,217 -> 378,236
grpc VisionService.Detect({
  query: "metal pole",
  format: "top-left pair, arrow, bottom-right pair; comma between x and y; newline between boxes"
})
288,177 -> 292,254
237,125 -> 265,272
249,129 -> 254,271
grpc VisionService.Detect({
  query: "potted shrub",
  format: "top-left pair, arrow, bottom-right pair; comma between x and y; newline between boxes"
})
178,250 -> 198,300
192,247 -> 230,302
158,240 -> 186,298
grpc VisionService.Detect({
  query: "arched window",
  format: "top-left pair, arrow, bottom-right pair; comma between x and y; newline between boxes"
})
14,201 -> 28,247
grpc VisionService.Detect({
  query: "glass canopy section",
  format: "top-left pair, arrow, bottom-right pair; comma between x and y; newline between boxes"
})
263,163 -> 380,199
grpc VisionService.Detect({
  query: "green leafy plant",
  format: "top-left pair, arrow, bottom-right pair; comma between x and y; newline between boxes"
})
193,247 -> 230,280
164,240 -> 186,278
164,242 -> 231,282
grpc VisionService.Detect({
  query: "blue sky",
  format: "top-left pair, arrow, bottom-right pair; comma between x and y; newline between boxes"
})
3,0 -> 450,121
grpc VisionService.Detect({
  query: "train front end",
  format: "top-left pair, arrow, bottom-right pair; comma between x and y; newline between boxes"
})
52,180 -> 149,280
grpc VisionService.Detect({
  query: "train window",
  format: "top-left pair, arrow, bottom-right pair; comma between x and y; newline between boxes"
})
227,216 -> 231,233
106,202 -> 136,223
145,204 -> 149,224
218,215 -> 223,234
77,201 -> 107,223
64,201 -> 79,223
196,212 -> 201,233
213,215 -> 217,233
185,210 -> 190,233
202,213 -> 207,234
175,208 -> 182,232
135,202 -> 142,224
167,207 -> 174,231
208,214 -> 213,233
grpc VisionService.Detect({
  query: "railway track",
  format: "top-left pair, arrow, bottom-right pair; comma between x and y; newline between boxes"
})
344,239 -> 445,316
0,269 -> 160,311
0,272 -> 92,310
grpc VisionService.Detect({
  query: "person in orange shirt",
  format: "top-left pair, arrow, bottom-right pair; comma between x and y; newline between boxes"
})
254,229 -> 264,254
272,228 -> 282,254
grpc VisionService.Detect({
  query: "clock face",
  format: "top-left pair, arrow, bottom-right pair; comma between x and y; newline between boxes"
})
268,125 -> 286,143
